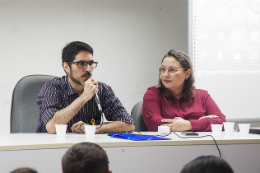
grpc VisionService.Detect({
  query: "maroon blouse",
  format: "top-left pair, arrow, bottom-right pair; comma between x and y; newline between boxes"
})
142,86 -> 226,132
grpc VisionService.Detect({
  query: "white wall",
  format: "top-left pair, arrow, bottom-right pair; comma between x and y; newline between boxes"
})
0,0 -> 188,134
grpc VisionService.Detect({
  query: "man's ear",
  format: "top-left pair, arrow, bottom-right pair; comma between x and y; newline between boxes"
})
63,62 -> 70,74
185,68 -> 192,79
106,170 -> 112,173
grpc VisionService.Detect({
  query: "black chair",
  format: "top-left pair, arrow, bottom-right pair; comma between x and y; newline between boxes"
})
11,75 -> 56,133
131,101 -> 147,132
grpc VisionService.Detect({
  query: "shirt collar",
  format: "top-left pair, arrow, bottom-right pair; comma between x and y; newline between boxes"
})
181,92 -> 188,101
167,88 -> 187,101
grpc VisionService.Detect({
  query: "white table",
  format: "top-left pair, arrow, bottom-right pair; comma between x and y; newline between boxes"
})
1,132 -> 260,173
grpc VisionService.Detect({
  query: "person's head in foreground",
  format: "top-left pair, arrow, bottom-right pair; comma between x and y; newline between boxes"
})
180,155 -> 234,173
158,49 -> 194,103
10,167 -> 37,173
62,142 -> 112,173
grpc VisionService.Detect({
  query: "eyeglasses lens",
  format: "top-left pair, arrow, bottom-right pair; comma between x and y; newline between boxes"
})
78,61 -> 97,69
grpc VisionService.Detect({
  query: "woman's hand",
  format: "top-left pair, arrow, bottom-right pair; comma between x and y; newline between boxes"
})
161,117 -> 192,132
198,115 -> 218,120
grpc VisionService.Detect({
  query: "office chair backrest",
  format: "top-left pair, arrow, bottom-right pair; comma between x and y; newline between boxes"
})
131,101 -> 147,132
11,75 -> 56,133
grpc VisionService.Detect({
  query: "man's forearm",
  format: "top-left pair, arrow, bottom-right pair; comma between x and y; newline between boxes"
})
95,121 -> 135,133
46,95 -> 86,133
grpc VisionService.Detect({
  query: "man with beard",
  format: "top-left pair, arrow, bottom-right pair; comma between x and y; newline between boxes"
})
36,41 -> 135,133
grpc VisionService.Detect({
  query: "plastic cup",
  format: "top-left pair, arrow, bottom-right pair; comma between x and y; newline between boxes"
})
158,126 -> 170,135
223,122 -> 235,135
238,123 -> 250,136
55,124 -> 67,138
84,125 -> 96,141
211,124 -> 223,137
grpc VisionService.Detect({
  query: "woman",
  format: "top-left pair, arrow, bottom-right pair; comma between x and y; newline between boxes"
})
142,50 -> 226,132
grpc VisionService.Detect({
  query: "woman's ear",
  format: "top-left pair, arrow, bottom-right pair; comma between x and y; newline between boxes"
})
185,68 -> 192,79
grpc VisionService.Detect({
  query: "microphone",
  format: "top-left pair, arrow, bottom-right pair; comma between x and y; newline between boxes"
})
94,93 -> 102,112
94,92 -> 106,129
80,80 -> 106,127
79,81 -> 102,112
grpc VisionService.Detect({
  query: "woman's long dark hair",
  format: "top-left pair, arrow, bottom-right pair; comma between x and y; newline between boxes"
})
157,49 -> 195,103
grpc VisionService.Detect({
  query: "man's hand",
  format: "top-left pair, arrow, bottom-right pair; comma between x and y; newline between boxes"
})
161,117 -> 192,132
71,121 -> 85,133
80,78 -> 99,102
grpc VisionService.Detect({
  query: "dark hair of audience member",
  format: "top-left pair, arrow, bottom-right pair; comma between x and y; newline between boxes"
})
10,167 -> 37,173
62,142 -> 109,173
180,155 -> 234,173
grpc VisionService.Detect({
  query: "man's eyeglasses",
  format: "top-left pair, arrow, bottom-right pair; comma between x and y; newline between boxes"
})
159,67 -> 186,74
68,61 -> 98,69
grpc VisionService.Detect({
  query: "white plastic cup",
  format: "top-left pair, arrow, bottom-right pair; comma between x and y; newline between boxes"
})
55,124 -> 67,138
158,126 -> 170,135
223,122 -> 235,135
238,123 -> 250,136
84,125 -> 96,141
211,124 -> 223,137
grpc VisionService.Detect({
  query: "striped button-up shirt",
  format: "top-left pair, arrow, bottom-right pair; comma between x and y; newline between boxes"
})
36,75 -> 134,133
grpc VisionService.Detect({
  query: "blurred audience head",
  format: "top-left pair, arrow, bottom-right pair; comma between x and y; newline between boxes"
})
180,155 -> 234,173
10,167 -> 37,173
62,142 -> 111,173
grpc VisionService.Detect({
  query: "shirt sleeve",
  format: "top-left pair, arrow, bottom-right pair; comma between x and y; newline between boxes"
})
101,83 -> 134,124
142,87 -> 164,131
190,91 -> 226,132
36,83 -> 63,126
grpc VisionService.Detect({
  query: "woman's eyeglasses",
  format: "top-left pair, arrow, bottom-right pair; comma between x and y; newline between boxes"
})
159,67 -> 185,74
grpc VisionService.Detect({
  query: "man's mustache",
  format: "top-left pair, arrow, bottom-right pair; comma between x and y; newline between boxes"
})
82,71 -> 92,77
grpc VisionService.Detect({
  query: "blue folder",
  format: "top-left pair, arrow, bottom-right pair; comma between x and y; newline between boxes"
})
108,133 -> 171,141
